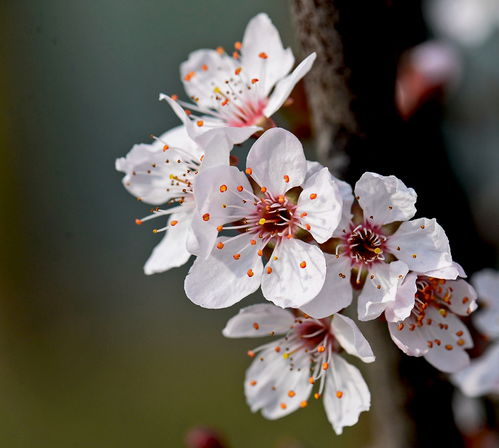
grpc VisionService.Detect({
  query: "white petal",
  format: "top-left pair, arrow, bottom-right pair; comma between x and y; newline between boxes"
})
297,167 -> 343,243
332,178 -> 355,238
241,13 -> 295,95
301,254 -> 353,318
246,128 -> 307,195
261,239 -> 326,309
355,172 -> 417,225
388,320 -> 429,356
180,49 -> 237,108
223,304 -> 294,338
355,172 -> 417,226
474,308 -> 499,339
264,53 -> 316,117
446,279 -> 478,316
323,354 -> 371,435
184,234 -> 264,309
116,126 -> 200,205
424,340 -> 470,373
387,218 -> 454,272
452,342 -> 499,397
384,272 -> 418,323
331,314 -> 375,363
245,346 -> 312,419
357,261 -> 409,321
423,262 -> 462,280
144,212 -> 192,275
191,165 -> 254,258
472,268 -> 499,308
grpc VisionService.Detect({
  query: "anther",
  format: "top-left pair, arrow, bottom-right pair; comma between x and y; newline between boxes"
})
300,261 -> 307,269
219,184 -> 227,192
280,403 -> 287,409
232,51 -> 240,59
247,269 -> 254,277
300,401 -> 308,408
259,52 -> 268,59
260,186 -> 267,193
336,391 -> 344,399
266,267 -> 272,274
197,120 -> 204,127
317,346 -> 325,353
202,213 -> 210,221
245,168 -> 253,175
235,67 -> 242,75
322,362 -> 329,370
253,322 -> 260,330
309,193 -> 317,200
283,175 -> 290,183
251,78 -> 259,84
314,393 -> 321,399
308,377 -> 315,384
170,95 -> 178,101
170,220 -> 178,226
234,41 -> 242,50
250,239 -> 256,245
258,218 -> 266,225
216,242 -> 224,250
249,380 -> 257,386
135,219 -> 143,225
233,254 -> 241,260
288,391 -> 295,398
247,350 -> 255,358
184,71 -> 195,81
216,46 -> 224,54
162,145 -> 169,152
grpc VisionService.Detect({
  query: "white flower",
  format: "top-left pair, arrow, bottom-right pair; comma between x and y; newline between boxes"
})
160,13 -> 316,146
302,172 -> 458,321
116,125 -> 230,274
452,269 -> 499,396
386,273 -> 477,373
184,128 -> 343,309
223,304 -> 374,435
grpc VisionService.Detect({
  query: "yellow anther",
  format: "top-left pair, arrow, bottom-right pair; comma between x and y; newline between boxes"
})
258,218 -> 266,225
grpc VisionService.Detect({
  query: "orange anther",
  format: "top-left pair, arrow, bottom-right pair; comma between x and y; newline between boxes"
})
219,184 -> 227,192
288,390 -> 296,398
247,350 -> 255,358
317,346 -> 325,353
305,224 -> 311,231
221,98 -> 229,106
266,266 -> 272,274
274,346 -> 281,352
245,168 -> 253,175
278,195 -> 285,203
258,250 -> 264,257
308,377 -> 315,384
251,78 -> 259,84
283,175 -> 290,183
412,254 -> 417,259
235,67 -> 242,75
300,261 -> 307,269
162,145 -> 169,152
322,362 -> 329,370
249,380 -> 257,386
260,186 -> 267,193
457,339 -> 465,346
280,403 -> 287,409
259,52 -> 268,59
300,212 -> 308,217
336,391 -> 343,399
309,193 -> 317,200
456,330 -> 464,337
184,71 -> 196,81
445,344 -> 453,351
201,64 -> 208,71
237,185 -> 244,192
300,401 -> 308,408
253,322 -> 260,330
314,393 -> 321,399
216,242 -> 224,250
197,120 -> 204,127
184,109 -> 192,116
232,51 -> 240,59
397,323 -> 404,331
170,220 -> 178,226
202,213 -> 210,221
234,41 -> 242,50
250,239 -> 256,245
247,269 -> 254,277
233,254 -> 241,260
216,46 -> 224,54
170,94 -> 178,101
135,219 -> 143,225
217,225 -> 223,232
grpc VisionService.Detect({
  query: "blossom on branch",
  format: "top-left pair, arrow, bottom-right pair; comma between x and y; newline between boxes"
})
184,128 -> 344,309
116,125 -> 231,274
302,172 -> 458,321
160,13 -> 316,145
223,304 -> 374,435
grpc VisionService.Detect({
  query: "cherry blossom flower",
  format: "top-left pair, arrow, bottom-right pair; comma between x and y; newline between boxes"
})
223,304 -> 374,435
116,125 -> 230,274
301,172 -> 458,321
184,128 -> 343,309
386,272 -> 477,373
453,269 -> 499,396
160,13 -> 316,146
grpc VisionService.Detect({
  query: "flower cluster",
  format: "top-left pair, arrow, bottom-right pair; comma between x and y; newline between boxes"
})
116,12 -> 486,437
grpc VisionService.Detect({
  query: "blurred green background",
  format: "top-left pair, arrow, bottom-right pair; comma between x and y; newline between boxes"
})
1,1 -> 499,447
0,1 -> 369,446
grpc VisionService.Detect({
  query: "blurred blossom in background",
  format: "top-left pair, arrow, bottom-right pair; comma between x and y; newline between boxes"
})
0,0 -> 498,447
